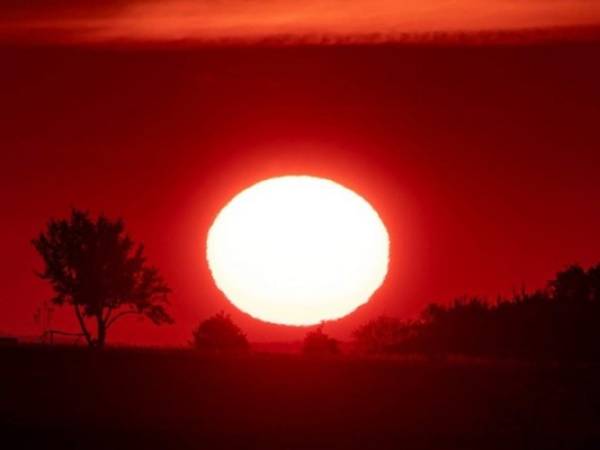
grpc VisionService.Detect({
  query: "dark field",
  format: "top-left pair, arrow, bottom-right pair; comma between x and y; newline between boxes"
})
2,346 -> 600,450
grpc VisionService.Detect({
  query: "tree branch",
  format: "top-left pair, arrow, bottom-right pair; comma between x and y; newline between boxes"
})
106,310 -> 139,330
103,306 -> 114,324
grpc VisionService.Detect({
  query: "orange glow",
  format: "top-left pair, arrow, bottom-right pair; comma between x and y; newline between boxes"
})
206,176 -> 390,325
1,1 -> 600,44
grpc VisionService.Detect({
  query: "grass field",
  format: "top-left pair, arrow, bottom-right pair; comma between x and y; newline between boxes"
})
1,345 -> 600,449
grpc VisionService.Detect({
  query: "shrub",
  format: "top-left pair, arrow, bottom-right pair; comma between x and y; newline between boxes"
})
352,315 -> 414,354
191,312 -> 249,352
302,325 -> 339,355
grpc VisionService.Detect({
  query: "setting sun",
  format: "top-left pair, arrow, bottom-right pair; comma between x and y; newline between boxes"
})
206,176 -> 390,325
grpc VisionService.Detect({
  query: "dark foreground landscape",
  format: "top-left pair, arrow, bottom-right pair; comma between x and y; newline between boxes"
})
2,346 -> 600,450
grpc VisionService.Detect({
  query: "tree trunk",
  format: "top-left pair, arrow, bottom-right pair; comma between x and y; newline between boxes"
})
96,315 -> 107,349
74,305 -> 94,348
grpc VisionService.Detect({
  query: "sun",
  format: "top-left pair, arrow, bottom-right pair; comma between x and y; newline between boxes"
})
206,176 -> 390,325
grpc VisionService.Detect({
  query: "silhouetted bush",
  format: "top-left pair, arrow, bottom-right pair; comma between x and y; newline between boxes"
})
352,315 -> 415,354
354,263 -> 600,362
302,325 -> 339,355
191,312 -> 249,352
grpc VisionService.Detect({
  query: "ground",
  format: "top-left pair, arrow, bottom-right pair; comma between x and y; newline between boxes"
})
1,346 -> 599,449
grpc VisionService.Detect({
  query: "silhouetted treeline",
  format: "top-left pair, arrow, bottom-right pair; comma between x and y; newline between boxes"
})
354,263 -> 600,361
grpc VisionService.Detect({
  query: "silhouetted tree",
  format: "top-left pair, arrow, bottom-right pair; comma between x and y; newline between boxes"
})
32,209 -> 173,348
191,312 -> 249,352
302,325 -> 339,355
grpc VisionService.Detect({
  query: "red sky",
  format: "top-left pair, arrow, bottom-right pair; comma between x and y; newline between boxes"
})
1,4 -> 600,346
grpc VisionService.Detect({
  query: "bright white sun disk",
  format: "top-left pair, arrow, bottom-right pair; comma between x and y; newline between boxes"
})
206,176 -> 389,325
